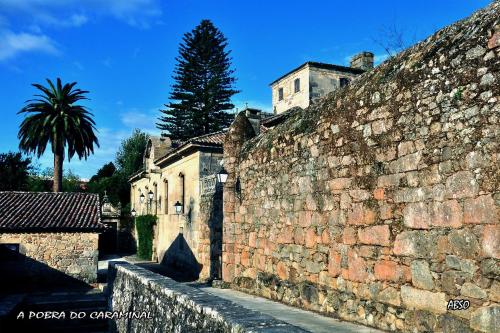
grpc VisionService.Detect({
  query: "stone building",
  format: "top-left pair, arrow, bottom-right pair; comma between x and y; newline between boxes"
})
222,2 -> 499,333
129,131 -> 226,280
0,192 -> 106,290
270,52 -> 373,114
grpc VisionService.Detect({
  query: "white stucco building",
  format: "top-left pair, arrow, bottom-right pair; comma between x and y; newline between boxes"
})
270,52 -> 374,114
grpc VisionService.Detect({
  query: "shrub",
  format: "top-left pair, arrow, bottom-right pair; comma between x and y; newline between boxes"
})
135,215 -> 157,260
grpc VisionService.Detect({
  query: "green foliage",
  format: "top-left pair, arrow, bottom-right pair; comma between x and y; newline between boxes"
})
89,162 -> 116,183
0,152 -> 32,190
157,19 -> 239,140
62,169 -> 83,192
87,171 -> 129,206
18,78 -> 98,191
27,167 -> 84,192
87,130 -> 147,208
135,215 -> 157,260
115,129 -> 148,177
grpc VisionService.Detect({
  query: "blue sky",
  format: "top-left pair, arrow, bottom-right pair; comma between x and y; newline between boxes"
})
0,0 -> 490,179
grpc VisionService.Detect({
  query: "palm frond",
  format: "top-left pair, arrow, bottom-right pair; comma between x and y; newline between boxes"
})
18,78 -> 98,162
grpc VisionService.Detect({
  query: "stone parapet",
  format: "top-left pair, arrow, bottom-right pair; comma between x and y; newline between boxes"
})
107,262 -> 308,332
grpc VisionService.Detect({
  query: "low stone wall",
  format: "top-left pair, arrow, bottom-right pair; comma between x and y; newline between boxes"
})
107,262 -> 308,333
0,232 -> 98,284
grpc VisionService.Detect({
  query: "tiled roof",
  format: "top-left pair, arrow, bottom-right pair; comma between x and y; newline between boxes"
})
261,107 -> 301,128
154,130 -> 226,166
188,130 -> 226,145
0,191 -> 106,232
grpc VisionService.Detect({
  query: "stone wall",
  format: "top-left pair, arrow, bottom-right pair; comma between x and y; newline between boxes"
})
223,3 -> 499,333
107,261 -> 308,333
197,187 -> 223,280
0,232 -> 99,284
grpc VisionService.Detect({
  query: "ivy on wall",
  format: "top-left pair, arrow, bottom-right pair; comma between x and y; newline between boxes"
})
135,215 -> 157,260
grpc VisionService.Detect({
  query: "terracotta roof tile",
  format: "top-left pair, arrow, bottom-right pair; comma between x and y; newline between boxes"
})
0,192 -> 106,232
189,130 -> 226,145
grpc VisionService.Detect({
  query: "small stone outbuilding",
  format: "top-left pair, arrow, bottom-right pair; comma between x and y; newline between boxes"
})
0,192 -> 106,290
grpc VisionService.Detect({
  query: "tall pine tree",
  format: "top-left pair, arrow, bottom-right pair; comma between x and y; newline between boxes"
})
157,20 -> 238,140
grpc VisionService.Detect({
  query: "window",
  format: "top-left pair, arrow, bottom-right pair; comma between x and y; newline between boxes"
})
339,77 -> 350,88
294,78 -> 300,93
278,87 -> 284,101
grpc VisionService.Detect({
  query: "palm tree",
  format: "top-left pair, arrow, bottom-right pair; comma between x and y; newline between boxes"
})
18,78 -> 99,192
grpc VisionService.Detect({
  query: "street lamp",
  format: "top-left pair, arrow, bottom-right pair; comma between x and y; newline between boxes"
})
148,190 -> 154,201
139,193 -> 145,203
131,208 -> 137,216
174,201 -> 183,215
216,167 -> 228,184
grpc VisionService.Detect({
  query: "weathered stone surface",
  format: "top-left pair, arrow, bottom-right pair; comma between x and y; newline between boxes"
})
0,232 -> 98,283
401,286 -> 447,314
109,262 -> 308,333
357,225 -> 390,246
328,249 -> 341,277
441,270 -> 472,295
403,202 -> 430,229
377,287 -> 401,306
480,258 -> 500,277
221,2 -> 500,332
448,229 -> 480,259
430,200 -> 463,228
481,224 -> 499,259
445,255 -> 477,274
345,250 -> 368,282
439,315 -> 473,333
464,195 -> 498,224
445,171 -> 478,199
470,306 -> 499,333
374,260 -> 410,282
411,260 -> 434,290
460,282 -> 487,299
393,231 -> 438,258
490,280 -> 500,303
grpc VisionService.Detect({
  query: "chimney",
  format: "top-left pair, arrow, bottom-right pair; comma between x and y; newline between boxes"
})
350,51 -> 374,71
244,107 -> 262,135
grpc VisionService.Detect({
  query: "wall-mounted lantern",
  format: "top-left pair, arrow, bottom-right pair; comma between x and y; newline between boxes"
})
174,201 -> 183,215
131,208 -> 137,216
216,167 -> 228,184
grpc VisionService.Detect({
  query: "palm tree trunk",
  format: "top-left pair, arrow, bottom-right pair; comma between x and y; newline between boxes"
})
53,152 -> 63,192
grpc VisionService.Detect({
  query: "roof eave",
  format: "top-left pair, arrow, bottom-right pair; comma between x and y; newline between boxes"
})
155,142 -> 222,168
0,226 -> 108,233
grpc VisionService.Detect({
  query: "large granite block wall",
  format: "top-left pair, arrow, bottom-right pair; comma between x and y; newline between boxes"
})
222,3 -> 499,333
107,262 -> 308,333
0,232 -> 99,284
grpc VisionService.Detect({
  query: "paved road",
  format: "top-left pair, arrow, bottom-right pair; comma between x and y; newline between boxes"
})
200,287 -> 384,333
